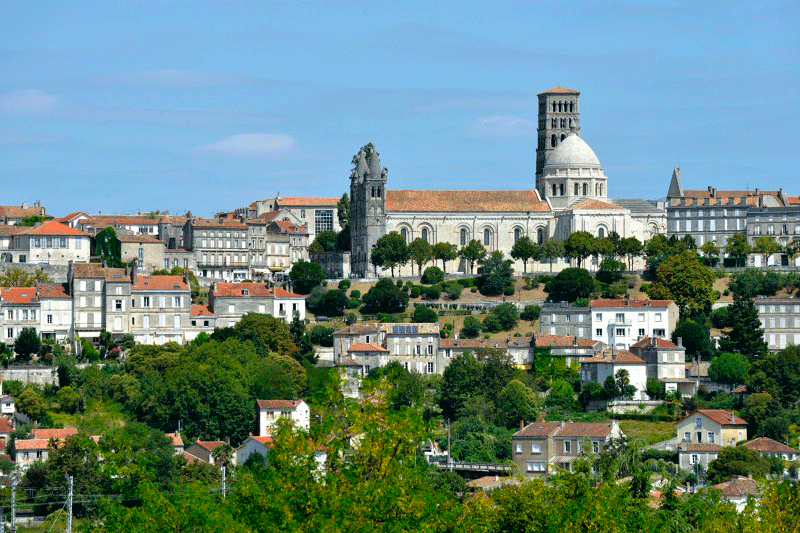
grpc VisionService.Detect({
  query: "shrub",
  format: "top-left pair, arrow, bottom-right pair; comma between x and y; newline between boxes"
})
491,303 -> 519,331
310,325 -> 335,347
536,274 -> 553,284
350,289 -> 361,299
640,282 -> 651,293
345,312 -> 357,326
422,266 -> 444,285
443,281 -> 462,300
410,286 -> 421,298
397,280 -> 404,288
723,289 -> 730,296
503,285 -> 515,296
457,277 -> 477,288
338,279 -> 351,291
520,305 -> 541,321
482,314 -> 502,333
412,305 -> 438,323
596,258 -> 625,284
461,316 -> 481,338
546,268 -> 594,303
422,286 -> 441,300
470,287 -> 478,293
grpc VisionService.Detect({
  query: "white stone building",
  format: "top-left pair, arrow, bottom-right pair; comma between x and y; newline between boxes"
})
580,349 -> 648,400
590,299 -> 678,350
257,399 -> 310,436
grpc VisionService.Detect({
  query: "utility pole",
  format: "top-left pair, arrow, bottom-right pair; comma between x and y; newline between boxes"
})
10,475 -> 16,533
447,418 -> 452,471
221,466 -> 226,499
66,475 -> 73,533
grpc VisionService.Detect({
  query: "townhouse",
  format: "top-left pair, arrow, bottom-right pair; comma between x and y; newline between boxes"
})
0,221 -> 90,265
539,301 -> 591,338
258,399 -> 310,436
182,217 -> 250,281
0,287 -> 40,346
755,297 -> 800,353
69,262 -> 107,343
208,282 -> 306,327
246,214 -> 309,280
629,336 -> 698,396
14,427 -> 78,472
333,323 -> 445,374
590,299 -> 678,350
0,202 -> 47,225
677,409 -> 747,471
580,349 -> 648,400
129,271 -> 191,345
119,234 -> 166,273
38,283 -> 73,341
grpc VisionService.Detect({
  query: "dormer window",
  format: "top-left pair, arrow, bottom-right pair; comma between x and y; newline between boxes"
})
242,289 -> 249,296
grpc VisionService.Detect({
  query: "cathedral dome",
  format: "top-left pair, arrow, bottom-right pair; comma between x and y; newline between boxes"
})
543,134 -> 602,170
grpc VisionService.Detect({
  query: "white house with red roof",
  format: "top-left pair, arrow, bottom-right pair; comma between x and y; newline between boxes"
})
15,427 -> 78,471
208,281 -> 305,327
24,221 -> 90,265
185,305 -> 216,341
580,349 -> 648,400
129,272 -> 192,345
184,440 -> 227,464
629,336 -> 698,397
37,282 -> 73,341
235,434 -> 273,466
0,287 -> 40,345
590,299 -> 679,350
257,399 -> 310,436
677,409 -> 748,471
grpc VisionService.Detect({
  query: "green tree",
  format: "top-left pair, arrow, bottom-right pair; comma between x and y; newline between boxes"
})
371,231 -> 409,277
461,316 -> 481,338
753,235 -> 780,269
564,231 -> 594,268
494,379 -> 538,429
748,346 -> 800,408
234,313 -> 299,359
671,318 -> 713,360
336,193 -> 350,228
725,232 -> 751,267
433,241 -> 458,274
56,386 -> 83,414
310,289 -> 348,317
596,257 -> 625,284
289,260 -> 326,295
538,238 -> 565,272
491,303 -> 519,331
617,236 -> 643,271
361,278 -> 409,314
547,267 -> 594,303
719,293 -> 767,359
458,239 -> 485,275
478,251 -> 514,296
0,268 -> 51,287
706,445 -> 769,484
412,305 -> 438,323
602,375 -> 620,399
407,238 -> 433,276
421,265 -> 444,285
95,226 -> 124,267
708,352 -> 751,391
17,214 -> 48,227
648,250 -> 715,317
14,327 -> 41,361
438,352 -> 483,420
645,378 -> 665,400
700,240 -> 720,267
309,230 -> 338,253
510,236 -> 538,274
17,386 -> 47,421
615,368 -> 630,391
592,237 -> 616,260
546,379 -> 576,410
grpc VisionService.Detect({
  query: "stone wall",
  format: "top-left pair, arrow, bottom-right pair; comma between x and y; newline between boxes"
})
1,366 -> 57,386
0,263 -> 69,283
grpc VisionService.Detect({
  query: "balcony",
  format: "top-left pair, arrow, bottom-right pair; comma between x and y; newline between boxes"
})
607,319 -> 632,326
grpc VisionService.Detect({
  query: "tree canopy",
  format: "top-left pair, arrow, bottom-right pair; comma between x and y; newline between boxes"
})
564,231 -> 594,268
478,251 -> 514,296
289,260 -> 326,294
547,268 -> 594,302
371,232 -> 409,276
647,250 -> 715,317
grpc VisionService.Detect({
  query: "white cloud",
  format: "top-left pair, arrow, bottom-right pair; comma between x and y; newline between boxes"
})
0,89 -> 62,115
104,68 -> 250,87
190,133 -> 298,157
467,115 -> 535,139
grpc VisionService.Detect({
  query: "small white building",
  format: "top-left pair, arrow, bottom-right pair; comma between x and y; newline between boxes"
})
580,349 -> 648,400
165,432 -> 184,456
257,399 -> 310,436
235,435 -> 273,466
37,283 -> 73,342
590,299 -> 678,350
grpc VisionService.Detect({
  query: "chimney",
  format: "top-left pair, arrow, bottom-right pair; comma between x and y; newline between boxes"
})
495,475 -> 499,482
131,259 -> 138,286
21,201 -> 28,209
730,413 -> 735,423
520,420 -> 525,431
677,337 -> 683,348
559,420 -> 565,429
573,336 -> 578,347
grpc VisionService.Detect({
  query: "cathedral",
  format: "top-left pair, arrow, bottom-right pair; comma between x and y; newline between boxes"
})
349,86 -> 666,277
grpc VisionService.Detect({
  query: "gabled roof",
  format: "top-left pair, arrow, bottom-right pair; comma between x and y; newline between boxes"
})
590,299 -> 674,308
333,324 -> 379,336
183,451 -> 204,464
190,218 -> 247,230
712,476 -> 759,498
191,305 -> 215,317
742,437 -> 798,454
165,432 -> 184,447
1,287 -> 38,305
679,442 -> 723,453
194,440 -> 226,452
15,438 -> 50,450
629,337 -> 679,349
386,190 -> 551,213
347,343 -> 389,353
117,235 -> 164,243
257,399 -> 304,410
32,427 -> 78,440
0,205 -> 46,218
131,275 -> 188,292
683,409 -> 747,426
270,220 -> 308,234
104,268 -> 129,283
210,282 -> 302,299
564,199 -> 622,211
276,197 -> 339,207
27,221 -> 88,236
440,338 -> 509,349
534,334 -> 599,348
513,421 -> 561,438
71,262 -> 106,279
36,283 -> 70,299
538,86 -> 580,96
554,421 -> 617,438
581,350 -> 645,364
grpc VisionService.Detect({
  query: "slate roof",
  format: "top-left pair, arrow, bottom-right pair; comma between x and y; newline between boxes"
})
610,198 -> 663,214
386,190 -> 551,213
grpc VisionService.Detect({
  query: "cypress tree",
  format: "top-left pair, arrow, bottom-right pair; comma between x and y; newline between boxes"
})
719,293 -> 767,360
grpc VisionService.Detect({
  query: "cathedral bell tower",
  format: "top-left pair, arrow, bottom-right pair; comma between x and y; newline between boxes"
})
535,86 -> 580,196
350,147 -> 387,277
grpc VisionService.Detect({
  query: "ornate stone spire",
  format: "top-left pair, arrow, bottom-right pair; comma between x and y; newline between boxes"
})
368,150 -> 382,177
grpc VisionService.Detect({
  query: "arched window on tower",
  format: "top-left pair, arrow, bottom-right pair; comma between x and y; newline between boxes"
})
537,228 -> 544,244
552,101 -> 557,112
514,228 -> 521,243
574,183 -> 579,196
558,101 -> 563,112
583,183 -> 588,196
400,228 -> 408,242
598,227 -> 605,238
552,184 -> 557,196
559,183 -> 565,196
600,184 -> 604,196
569,118 -> 573,128
551,134 -> 557,147
460,228 -> 467,246
483,229 -> 491,246
596,184 -> 600,196
551,118 -> 557,128
570,101 -> 574,112
421,228 -> 429,242
561,133 -> 566,141
377,187 -> 382,198
371,187 -> 375,198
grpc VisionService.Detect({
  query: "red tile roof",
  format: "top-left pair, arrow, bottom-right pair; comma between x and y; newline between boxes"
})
590,299 -> 674,308
195,440 -> 226,452
685,409 -> 747,426
256,210 -> 280,221
1,287 -> 38,305
257,399 -> 304,410
191,305 -> 214,317
581,350 -> 645,364
630,337 -> 678,349
787,196 -> 800,206
0,417 -> 13,433
131,275 -> 188,292
0,205 -> 46,218
104,268 -> 129,283
251,436 -> 274,445
32,428 -> 78,440
27,221 -> 88,236
277,197 -> 339,207
15,438 -> 51,450
564,199 -> 621,211
538,86 -> 580,95
334,324 -> 379,335
165,432 -> 184,447
742,437 -> 797,454
534,334 -> 599,348
347,343 -> 389,353
514,421 -> 561,438
386,190 -> 551,213
271,220 -> 308,234
712,476 -> 759,498
210,282 -> 301,299
679,442 -> 723,453
117,235 -> 164,243
71,262 -> 106,279
183,451 -> 203,464
191,218 -> 247,230
555,421 -> 617,438
440,338 -> 509,349
36,283 -> 70,299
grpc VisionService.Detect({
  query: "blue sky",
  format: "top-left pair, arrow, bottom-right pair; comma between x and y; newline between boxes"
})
2,1 -> 798,217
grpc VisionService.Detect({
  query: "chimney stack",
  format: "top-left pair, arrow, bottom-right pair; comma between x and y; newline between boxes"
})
131,259 -> 138,286
520,420 -> 525,431
573,335 -> 578,347
677,337 -> 683,347
730,413 -> 735,423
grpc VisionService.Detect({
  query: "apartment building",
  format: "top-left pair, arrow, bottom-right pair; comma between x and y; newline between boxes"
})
629,336 -> 697,396
119,235 -> 166,273
756,297 -> 800,352
207,282 -> 306,328
0,221 -> 90,265
0,287 -> 39,346
257,399 -> 310,436
183,218 -> 250,281
246,216 -> 309,280
677,409 -> 747,471
104,268 -> 131,339
590,299 -> 678,350
69,262 -> 107,342
539,302 -> 591,338
333,323 -> 445,374
129,271 -> 191,345
746,206 -> 800,267
580,349 -> 647,400
38,283 -> 73,341
186,305 -> 216,342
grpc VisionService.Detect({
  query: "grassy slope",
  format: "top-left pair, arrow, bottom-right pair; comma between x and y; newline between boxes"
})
49,399 -> 127,434
619,420 -> 676,446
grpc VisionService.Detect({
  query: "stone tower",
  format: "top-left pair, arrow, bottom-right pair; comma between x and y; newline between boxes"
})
535,86 -> 580,195
350,148 -> 387,277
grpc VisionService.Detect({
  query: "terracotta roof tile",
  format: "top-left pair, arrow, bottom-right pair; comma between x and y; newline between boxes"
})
277,197 -> 339,207
787,196 -> 800,206
535,334 -> 599,348
713,476 -> 760,498
630,337 -> 678,349
36,283 -> 70,299
251,436 -> 274,445
271,220 -> 308,234
742,437 -> 797,454
71,262 -> 106,279
191,305 -> 214,317
132,275 -> 188,292
334,324 -> 379,336
191,218 -> 247,230
684,409 -> 747,426
210,282 -> 301,299
538,86 -> 580,95
386,190 -> 551,213
117,235 -> 164,243
440,338 -> 509,349
581,350 -> 645,364
195,440 -> 226,452
555,421 -> 617,438
27,221 -> 88,236
0,226 -> 28,236
564,199 -> 622,211
679,442 -> 722,453
590,299 -> 674,308
0,205 -> 47,218
15,439 -> 51,450
183,451 -> 203,464
32,428 -> 78,440
514,421 -> 561,438
257,399 -> 304,410
1,287 -> 38,305
347,343 -> 389,353
165,433 -> 184,447
104,268 -> 129,283
0,417 -> 13,433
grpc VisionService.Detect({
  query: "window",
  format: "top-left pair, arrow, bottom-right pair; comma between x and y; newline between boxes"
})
559,183 -> 565,196
46,314 -> 52,324
515,443 -> 522,454
415,345 -> 421,355
400,228 -> 407,242
537,228 -> 544,244
615,313 -> 624,322
684,432 -> 691,442
6,328 -> 12,339
638,313 -> 645,322
695,417 -> 703,428
427,345 -> 433,355
691,454 -> 699,465
532,443 -> 541,453
427,362 -> 434,373
115,299 -> 122,311
596,328 -> 602,336
421,228 -> 429,242
592,441 -> 599,453
655,313 -> 662,322
164,259 -> 170,269
708,432 -> 715,443
460,228 -> 467,246
595,313 -> 602,320
597,227 -> 605,238
174,297 -> 181,307
564,441 -> 571,453
142,296 -> 150,307
483,229 -> 491,246
638,328 -> 645,336
574,183 -> 579,196
314,209 -> 334,233
552,184 -> 557,196
514,228 -> 521,243
615,328 -> 625,336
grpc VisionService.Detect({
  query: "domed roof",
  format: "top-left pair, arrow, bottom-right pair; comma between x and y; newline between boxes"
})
544,134 -> 602,170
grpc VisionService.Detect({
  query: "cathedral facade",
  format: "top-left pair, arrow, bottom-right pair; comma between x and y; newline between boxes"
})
348,87 -> 667,277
